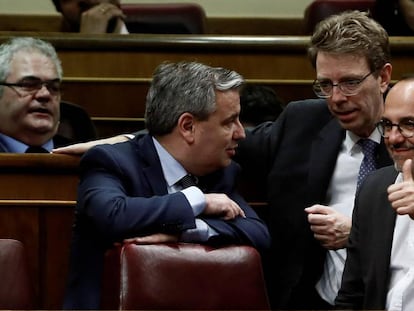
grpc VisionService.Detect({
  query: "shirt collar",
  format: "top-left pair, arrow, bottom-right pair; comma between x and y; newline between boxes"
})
152,137 -> 187,187
0,133 -> 53,153
346,129 -> 382,155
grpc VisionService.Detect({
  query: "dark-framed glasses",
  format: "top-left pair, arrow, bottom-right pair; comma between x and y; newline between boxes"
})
376,119 -> 414,138
0,77 -> 61,97
312,71 -> 374,99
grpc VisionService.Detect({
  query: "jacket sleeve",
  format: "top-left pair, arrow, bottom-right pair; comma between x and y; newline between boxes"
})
77,144 -> 197,242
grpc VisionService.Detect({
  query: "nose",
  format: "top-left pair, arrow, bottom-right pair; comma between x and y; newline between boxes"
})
330,85 -> 348,102
233,119 -> 246,140
387,126 -> 405,143
34,84 -> 53,98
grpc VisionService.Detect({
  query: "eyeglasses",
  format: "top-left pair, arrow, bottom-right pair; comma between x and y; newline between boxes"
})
376,119 -> 414,138
312,71 -> 374,99
0,77 -> 61,97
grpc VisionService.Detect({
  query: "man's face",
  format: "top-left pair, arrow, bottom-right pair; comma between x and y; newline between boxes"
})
191,89 -> 246,174
315,51 -> 391,137
58,0 -> 120,27
382,80 -> 414,171
0,50 -> 61,146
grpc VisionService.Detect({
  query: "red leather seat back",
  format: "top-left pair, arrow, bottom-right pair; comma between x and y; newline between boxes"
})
0,239 -> 34,309
102,243 -> 270,310
304,0 -> 376,33
121,3 -> 207,34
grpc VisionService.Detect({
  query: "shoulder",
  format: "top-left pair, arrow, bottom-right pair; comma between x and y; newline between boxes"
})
285,98 -> 330,116
364,165 -> 398,186
80,135 -> 153,170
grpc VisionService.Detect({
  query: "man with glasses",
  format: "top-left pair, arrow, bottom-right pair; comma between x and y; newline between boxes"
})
0,37 -> 65,153
53,10 -> 394,309
236,10 -> 393,309
336,76 -> 414,310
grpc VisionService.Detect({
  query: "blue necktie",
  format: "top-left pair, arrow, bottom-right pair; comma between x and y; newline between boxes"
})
357,139 -> 378,190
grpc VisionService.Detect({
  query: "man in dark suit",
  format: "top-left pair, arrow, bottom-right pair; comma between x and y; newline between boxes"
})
63,61 -> 271,310
336,77 -> 414,310
53,10 -> 396,310
54,10 -> 394,310
235,10 -> 393,309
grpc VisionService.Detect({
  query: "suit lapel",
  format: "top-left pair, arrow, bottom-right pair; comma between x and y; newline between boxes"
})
307,119 -> 344,203
376,139 -> 393,168
135,135 -> 168,195
373,167 -> 398,291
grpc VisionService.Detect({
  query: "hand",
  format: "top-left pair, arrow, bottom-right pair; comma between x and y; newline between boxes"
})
52,135 -> 130,155
120,233 -> 180,245
388,158 -> 414,220
305,204 -> 351,250
203,193 -> 246,220
80,2 -> 126,34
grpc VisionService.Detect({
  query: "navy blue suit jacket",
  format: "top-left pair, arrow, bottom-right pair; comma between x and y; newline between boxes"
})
236,98 -> 392,309
336,165 -> 398,310
63,134 -> 270,309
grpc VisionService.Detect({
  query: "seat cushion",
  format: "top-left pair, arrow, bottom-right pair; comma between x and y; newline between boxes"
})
102,243 -> 270,310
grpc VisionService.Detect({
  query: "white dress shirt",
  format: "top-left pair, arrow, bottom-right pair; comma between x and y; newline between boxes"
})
386,173 -> 414,311
316,130 -> 381,304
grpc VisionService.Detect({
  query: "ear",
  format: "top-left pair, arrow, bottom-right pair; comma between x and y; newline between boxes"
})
177,112 -> 195,143
379,63 -> 393,94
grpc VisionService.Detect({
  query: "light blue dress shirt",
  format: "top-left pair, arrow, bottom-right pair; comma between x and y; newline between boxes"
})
152,137 -> 218,242
0,133 -> 53,153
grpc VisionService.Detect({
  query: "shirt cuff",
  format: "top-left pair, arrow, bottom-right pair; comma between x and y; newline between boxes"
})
181,186 -> 205,216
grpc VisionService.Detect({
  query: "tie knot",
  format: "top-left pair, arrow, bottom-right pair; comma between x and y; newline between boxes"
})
25,146 -> 49,153
357,139 -> 377,156
179,174 -> 198,189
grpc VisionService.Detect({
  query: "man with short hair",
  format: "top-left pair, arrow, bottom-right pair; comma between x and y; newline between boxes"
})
54,11 -> 396,309
336,76 -> 414,311
0,37 -> 63,153
63,61 -> 270,310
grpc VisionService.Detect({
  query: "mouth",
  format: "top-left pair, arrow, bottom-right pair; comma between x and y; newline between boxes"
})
28,107 -> 52,118
226,145 -> 238,157
334,109 -> 358,122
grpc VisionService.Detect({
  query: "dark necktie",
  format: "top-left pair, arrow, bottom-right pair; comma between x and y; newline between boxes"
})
357,139 -> 378,190
178,174 -> 198,189
25,146 -> 49,153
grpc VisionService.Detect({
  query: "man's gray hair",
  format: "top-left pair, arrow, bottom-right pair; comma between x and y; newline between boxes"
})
145,61 -> 244,136
0,37 -> 62,97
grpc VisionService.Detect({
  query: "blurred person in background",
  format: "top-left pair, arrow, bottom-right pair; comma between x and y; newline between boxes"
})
51,0 -> 128,34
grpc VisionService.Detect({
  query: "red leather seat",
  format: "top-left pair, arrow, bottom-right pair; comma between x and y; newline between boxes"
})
0,239 -> 34,309
304,0 -> 376,33
121,3 -> 207,34
101,243 -> 270,310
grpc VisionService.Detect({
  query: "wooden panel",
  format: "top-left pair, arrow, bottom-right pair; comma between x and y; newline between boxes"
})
0,153 -> 267,309
0,154 -> 80,309
0,14 -> 305,35
61,78 -> 315,137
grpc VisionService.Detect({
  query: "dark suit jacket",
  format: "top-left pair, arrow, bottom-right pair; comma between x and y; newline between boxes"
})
236,98 -> 393,309
63,134 -> 270,310
335,165 -> 398,310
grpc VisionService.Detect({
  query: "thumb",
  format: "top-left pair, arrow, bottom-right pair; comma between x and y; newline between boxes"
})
402,158 -> 413,182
